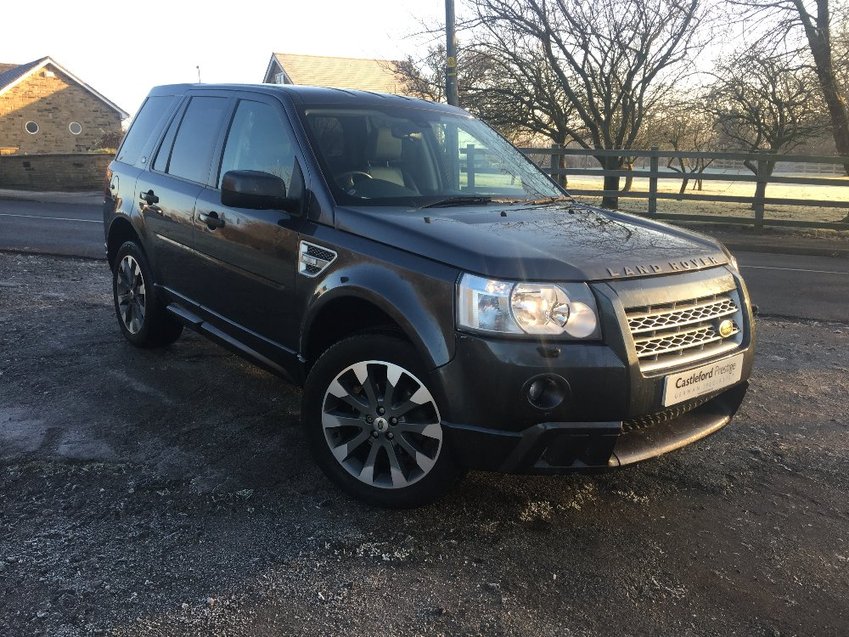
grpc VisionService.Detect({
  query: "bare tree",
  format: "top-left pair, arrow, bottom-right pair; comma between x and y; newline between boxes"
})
393,46 -> 451,103
393,45 -> 578,144
707,46 -> 826,205
457,0 -> 708,208
731,0 -> 849,170
648,98 -> 719,194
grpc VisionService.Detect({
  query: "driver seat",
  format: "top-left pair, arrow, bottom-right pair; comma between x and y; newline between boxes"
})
367,128 -> 414,189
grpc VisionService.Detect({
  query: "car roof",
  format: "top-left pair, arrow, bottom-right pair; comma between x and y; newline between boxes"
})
147,83 -> 466,115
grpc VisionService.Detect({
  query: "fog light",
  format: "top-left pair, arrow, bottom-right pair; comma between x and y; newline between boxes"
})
524,374 -> 569,411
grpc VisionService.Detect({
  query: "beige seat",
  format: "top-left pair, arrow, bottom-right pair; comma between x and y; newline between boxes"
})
367,128 -> 408,187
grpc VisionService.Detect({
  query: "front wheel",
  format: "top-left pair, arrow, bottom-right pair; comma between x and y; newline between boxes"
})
303,335 -> 463,507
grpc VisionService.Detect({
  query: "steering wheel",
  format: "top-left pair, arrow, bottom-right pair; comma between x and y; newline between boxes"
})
336,170 -> 373,191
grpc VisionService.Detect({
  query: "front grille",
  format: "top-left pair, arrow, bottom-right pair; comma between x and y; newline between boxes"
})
624,287 -> 744,374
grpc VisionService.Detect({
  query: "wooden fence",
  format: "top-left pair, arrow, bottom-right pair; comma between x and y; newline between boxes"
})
518,146 -> 849,230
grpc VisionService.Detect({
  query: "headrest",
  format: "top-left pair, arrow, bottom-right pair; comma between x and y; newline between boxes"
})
369,127 -> 402,161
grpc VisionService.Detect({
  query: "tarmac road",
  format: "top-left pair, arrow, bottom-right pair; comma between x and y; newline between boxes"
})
736,251 -> 849,322
0,197 -> 103,259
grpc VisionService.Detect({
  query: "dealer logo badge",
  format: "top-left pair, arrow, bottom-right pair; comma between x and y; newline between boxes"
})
718,319 -> 735,338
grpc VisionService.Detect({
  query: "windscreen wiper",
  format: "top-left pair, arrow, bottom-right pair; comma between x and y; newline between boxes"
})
507,195 -> 574,206
418,195 -> 495,209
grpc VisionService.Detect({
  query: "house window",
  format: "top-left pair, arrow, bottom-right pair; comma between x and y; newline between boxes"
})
25,121 -> 39,134
69,122 -> 82,135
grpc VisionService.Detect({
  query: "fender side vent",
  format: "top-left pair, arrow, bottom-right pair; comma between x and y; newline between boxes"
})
299,241 -> 337,277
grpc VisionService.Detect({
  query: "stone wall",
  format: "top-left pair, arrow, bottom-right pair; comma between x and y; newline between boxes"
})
0,63 -> 123,154
0,153 -> 112,191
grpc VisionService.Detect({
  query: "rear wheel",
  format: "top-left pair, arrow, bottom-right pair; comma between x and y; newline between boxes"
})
303,335 -> 462,507
112,241 -> 182,348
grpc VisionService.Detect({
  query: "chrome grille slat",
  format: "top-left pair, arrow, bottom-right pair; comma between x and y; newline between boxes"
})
628,298 -> 738,334
634,326 -> 718,356
622,285 -> 744,373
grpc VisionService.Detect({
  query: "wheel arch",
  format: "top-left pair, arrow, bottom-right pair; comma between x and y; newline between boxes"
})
300,267 -> 455,374
106,216 -> 143,268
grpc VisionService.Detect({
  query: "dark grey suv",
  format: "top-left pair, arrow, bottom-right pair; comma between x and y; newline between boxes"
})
104,83 -> 755,507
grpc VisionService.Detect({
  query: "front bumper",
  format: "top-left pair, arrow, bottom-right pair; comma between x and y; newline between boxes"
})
430,265 -> 755,473
441,382 -> 748,472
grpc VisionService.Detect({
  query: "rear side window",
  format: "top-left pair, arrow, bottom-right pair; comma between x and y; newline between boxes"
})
116,95 -> 177,166
167,97 -> 230,184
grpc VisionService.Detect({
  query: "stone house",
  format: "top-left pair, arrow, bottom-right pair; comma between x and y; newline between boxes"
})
262,52 -> 407,94
0,56 -> 128,155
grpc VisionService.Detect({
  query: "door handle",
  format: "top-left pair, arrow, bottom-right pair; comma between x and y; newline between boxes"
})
139,189 -> 159,205
198,210 -> 225,229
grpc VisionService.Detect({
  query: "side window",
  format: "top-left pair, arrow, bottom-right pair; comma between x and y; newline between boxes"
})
167,96 -> 230,184
116,95 -> 176,166
219,100 -> 297,190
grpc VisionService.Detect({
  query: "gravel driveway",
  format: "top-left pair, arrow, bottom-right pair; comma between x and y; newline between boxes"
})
1,252 -> 848,636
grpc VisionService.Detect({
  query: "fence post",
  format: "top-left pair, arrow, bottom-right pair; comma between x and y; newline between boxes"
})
466,144 -> 475,190
648,146 -> 659,214
550,143 -> 565,187
754,158 -> 768,230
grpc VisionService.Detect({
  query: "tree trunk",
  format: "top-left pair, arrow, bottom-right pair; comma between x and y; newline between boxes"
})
750,160 -> 775,211
679,179 -> 689,195
622,160 -> 634,192
802,0 -> 849,174
816,75 -> 849,174
600,155 -> 620,209
559,148 -> 567,189
602,175 -> 620,208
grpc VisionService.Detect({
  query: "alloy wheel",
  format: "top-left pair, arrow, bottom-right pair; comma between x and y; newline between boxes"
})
321,360 -> 443,489
116,255 -> 146,335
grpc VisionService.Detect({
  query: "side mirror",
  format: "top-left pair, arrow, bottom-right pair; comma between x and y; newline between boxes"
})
221,169 -> 300,213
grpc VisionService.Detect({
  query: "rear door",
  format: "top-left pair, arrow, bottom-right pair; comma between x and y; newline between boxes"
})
193,95 -> 306,355
136,94 -> 232,302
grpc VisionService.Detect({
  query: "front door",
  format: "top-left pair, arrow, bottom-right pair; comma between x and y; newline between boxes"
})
192,97 -> 305,357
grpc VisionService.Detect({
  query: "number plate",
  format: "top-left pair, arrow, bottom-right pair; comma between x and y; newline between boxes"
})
662,353 -> 744,407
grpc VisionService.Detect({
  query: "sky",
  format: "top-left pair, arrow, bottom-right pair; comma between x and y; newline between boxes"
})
0,0 -> 445,119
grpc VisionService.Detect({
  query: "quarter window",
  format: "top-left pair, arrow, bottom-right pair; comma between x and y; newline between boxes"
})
116,95 -> 177,165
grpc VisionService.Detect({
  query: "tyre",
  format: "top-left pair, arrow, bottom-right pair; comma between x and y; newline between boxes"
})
303,334 -> 463,507
112,241 -> 183,348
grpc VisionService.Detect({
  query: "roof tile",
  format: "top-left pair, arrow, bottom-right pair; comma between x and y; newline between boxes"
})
272,53 -> 404,94
0,57 -> 48,92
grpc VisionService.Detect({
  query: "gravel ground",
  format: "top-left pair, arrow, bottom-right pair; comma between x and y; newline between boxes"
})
1,252 -> 848,636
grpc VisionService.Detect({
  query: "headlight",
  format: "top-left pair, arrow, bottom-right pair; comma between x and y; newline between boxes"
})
457,274 -> 601,339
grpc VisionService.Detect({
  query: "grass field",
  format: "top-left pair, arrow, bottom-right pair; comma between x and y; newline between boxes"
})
562,174 -> 849,224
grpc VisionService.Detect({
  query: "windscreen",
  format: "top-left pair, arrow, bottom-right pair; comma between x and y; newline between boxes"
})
298,105 -> 564,206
